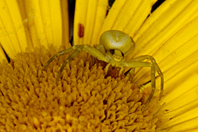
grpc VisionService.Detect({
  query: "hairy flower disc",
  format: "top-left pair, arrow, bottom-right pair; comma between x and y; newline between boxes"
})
0,46 -> 166,132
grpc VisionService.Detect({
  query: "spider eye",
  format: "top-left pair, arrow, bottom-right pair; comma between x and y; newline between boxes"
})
121,52 -> 124,57
109,49 -> 124,57
109,49 -> 114,55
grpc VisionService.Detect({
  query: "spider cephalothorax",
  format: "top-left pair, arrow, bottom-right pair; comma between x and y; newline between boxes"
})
99,30 -> 135,61
42,30 -> 164,110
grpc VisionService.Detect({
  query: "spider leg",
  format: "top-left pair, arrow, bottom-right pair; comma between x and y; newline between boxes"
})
105,63 -> 111,75
56,45 -> 84,82
56,45 -> 108,82
119,66 -> 124,76
42,45 -> 81,71
105,64 -> 123,77
81,45 -> 110,75
131,55 -> 164,100
125,68 -> 135,82
81,45 -> 108,61
122,61 -> 155,110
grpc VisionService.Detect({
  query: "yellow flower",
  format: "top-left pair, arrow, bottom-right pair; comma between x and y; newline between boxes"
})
0,0 -> 198,131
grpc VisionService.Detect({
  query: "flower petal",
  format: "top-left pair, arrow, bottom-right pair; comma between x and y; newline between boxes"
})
48,0 -> 63,49
123,0 -> 157,37
134,16 -> 198,87
0,0 -> 70,62
25,0 -> 49,47
61,0 -> 70,48
99,0 -> 127,35
112,1 -> 141,31
133,0 -> 198,58
74,0 -> 108,46
74,0 -> 89,45
164,85 -> 198,118
24,0 -> 63,49
133,2 -> 198,86
0,45 -> 7,62
90,0 -> 108,46
83,0 -> 98,45
0,0 -> 25,57
162,107 -> 198,131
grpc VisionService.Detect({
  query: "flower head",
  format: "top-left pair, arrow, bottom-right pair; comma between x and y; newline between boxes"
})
0,0 -> 198,131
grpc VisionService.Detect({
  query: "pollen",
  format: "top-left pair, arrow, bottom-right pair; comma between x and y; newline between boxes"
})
0,46 -> 166,132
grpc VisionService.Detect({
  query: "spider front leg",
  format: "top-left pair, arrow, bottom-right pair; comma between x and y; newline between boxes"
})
44,45 -> 108,82
104,63 -> 124,77
56,45 -> 85,82
123,61 -> 156,110
131,55 -> 164,100
42,45 -> 81,71
125,68 -> 135,82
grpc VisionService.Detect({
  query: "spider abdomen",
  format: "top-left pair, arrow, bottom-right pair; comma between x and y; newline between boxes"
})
99,30 -> 135,56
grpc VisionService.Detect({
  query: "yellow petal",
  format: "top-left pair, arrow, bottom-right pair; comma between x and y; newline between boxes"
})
23,0 -> 65,49
134,0 -> 198,58
6,0 -> 28,52
124,0 -> 157,37
162,107 -> 198,131
0,18 -> 16,58
128,0 -> 196,59
164,85 -> 198,118
90,0 -> 108,46
24,0 -> 47,47
39,0 -> 53,46
20,0 -> 40,49
134,0 -> 177,40
60,0 -> 70,48
133,16 -> 198,86
112,0 -> 141,31
0,45 -> 7,62
74,0 -> 108,46
83,0 -> 98,44
74,0 -> 89,45
17,0 -> 34,50
49,0 -> 62,49
0,0 -> 23,56
99,0 -> 127,36
164,73 -> 198,104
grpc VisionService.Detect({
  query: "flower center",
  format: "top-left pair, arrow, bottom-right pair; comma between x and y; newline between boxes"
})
0,46 -> 166,131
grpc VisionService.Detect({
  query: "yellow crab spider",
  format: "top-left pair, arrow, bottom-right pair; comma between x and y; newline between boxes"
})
42,30 -> 164,110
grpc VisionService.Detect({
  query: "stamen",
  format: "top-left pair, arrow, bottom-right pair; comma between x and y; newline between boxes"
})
0,46 -> 167,131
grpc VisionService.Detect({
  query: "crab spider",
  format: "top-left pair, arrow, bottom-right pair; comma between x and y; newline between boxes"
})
42,30 -> 164,110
